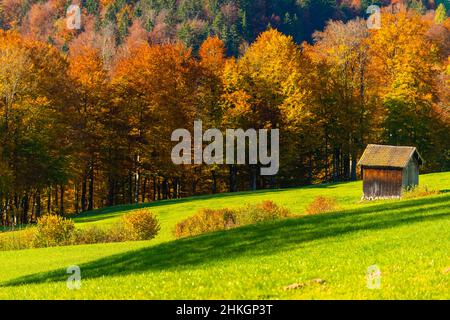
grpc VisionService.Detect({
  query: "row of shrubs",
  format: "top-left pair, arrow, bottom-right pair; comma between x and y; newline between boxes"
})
0,209 -> 160,251
174,196 -> 345,238
174,200 -> 292,238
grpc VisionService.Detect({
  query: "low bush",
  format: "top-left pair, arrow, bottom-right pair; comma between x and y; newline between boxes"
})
20,227 -> 37,248
121,209 -> 161,241
402,185 -> 440,199
305,196 -> 339,215
174,208 -> 236,238
236,200 -> 291,225
0,234 -> 16,251
0,227 -> 36,251
33,215 -> 76,247
74,226 -> 109,245
106,224 -> 128,242
174,201 -> 291,238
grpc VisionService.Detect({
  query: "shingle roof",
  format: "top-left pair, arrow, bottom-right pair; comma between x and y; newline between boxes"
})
357,144 -> 423,168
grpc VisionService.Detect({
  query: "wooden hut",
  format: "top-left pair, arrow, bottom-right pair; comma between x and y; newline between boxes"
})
357,144 -> 424,199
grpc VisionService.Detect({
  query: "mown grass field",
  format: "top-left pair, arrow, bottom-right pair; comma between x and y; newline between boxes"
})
0,172 -> 449,299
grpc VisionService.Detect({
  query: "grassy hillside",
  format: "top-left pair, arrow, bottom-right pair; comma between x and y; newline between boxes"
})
0,172 -> 449,299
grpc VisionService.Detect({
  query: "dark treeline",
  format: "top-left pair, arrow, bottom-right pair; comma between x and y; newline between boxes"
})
0,4 -> 449,225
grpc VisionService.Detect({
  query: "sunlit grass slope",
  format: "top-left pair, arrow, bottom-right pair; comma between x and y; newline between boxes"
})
0,172 -> 449,299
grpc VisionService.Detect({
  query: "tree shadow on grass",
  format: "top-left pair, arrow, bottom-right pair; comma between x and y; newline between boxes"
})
3,193 -> 450,287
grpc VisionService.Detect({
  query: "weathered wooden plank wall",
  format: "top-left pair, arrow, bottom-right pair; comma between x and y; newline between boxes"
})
402,158 -> 419,188
363,167 -> 403,199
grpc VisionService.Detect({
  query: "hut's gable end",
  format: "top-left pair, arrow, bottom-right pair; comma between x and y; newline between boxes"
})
402,157 -> 420,189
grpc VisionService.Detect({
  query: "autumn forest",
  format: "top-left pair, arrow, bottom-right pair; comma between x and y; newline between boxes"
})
0,0 -> 449,226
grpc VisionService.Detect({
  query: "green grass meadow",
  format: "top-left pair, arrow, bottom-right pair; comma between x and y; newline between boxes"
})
0,172 -> 449,299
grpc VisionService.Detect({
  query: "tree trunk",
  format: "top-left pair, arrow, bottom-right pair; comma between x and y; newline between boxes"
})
172,178 -> 178,199
157,178 -> 162,200
74,183 -> 79,214
162,178 -> 168,200
142,177 -> 147,203
343,153 -> 350,181
5,196 -> 11,226
54,185 -> 59,210
308,152 -> 313,184
153,176 -> 157,201
332,147 -> 340,182
108,176 -> 115,207
211,170 -> 217,194
128,172 -> 133,204
35,190 -> 41,219
351,156 -> 357,181
192,178 -> 197,195
30,193 -> 35,223
324,135 -> 329,182
47,188 -> 51,214
60,185 -> 64,215
22,193 -> 29,224
249,165 -> 257,191
229,165 -> 237,192
134,154 -> 140,204
81,173 -> 87,212
0,194 -> 3,226
88,164 -> 94,211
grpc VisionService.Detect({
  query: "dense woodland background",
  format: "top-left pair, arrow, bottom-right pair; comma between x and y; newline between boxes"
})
0,0 -> 449,225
